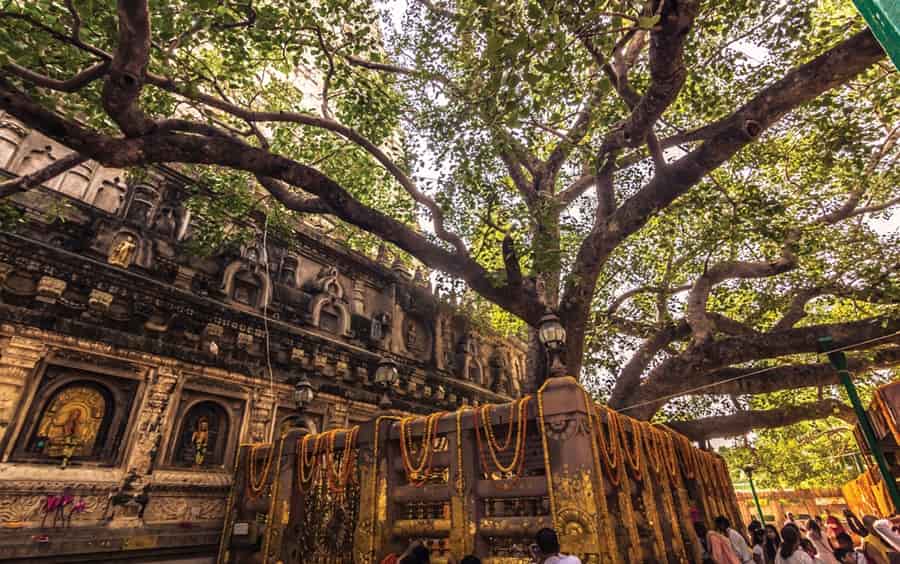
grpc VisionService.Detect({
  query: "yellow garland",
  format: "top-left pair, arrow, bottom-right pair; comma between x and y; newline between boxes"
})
536,380 -> 559,532
455,408 -> 467,495
593,405 -> 623,486
618,414 -> 643,481
480,397 -> 530,474
581,389 -> 623,564
247,442 -> 275,498
399,411 -> 445,484
483,400 -> 517,451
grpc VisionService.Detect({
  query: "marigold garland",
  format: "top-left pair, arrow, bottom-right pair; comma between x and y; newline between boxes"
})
476,397 -> 530,476
399,411 -> 445,486
592,405 -> 623,487
247,442 -> 275,498
617,413 -> 643,481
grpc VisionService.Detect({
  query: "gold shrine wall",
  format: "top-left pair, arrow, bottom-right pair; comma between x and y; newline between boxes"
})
0,323 -> 371,531
221,378 -> 746,564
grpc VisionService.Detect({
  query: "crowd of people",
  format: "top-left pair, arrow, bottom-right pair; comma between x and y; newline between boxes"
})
381,528 -> 581,564
379,511 -> 900,564
696,512 -> 900,564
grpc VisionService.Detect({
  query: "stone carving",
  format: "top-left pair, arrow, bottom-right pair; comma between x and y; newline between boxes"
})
108,233 -> 137,268
144,496 -> 226,522
91,174 -> 127,214
18,145 -> 57,180
88,289 -> 114,312
352,278 -> 366,314
249,388 -> 276,443
221,246 -> 272,310
370,312 -> 390,343
127,368 -> 178,475
58,161 -> 96,200
309,265 -> 351,335
34,384 -> 106,468
0,115 -> 28,167
36,276 -> 66,303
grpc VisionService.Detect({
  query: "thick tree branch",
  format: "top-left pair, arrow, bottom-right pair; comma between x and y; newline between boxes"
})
695,347 -> 900,396
0,78 -> 546,325
621,314 -> 900,416
608,320 -> 691,407
668,399 -> 854,441
562,30 -> 885,369
686,235 -> 798,342
0,153 -> 88,198
143,74 -> 468,254
102,0 -> 153,136
3,61 -> 109,92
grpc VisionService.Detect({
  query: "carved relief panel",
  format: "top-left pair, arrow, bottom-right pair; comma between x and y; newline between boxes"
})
10,364 -> 141,467
163,388 -> 244,471
88,169 -> 128,214
0,112 -> 28,167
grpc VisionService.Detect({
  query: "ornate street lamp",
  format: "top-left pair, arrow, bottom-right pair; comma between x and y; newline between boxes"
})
538,310 -> 567,378
293,373 -> 315,412
374,357 -> 399,410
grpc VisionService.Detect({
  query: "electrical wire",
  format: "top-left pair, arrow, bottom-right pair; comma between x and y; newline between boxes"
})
262,215 -> 278,442
616,330 -> 900,414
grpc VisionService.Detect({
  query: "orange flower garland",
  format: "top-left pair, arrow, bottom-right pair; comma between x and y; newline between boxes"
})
477,397 -> 530,475
399,411 -> 445,486
247,442 -> 275,499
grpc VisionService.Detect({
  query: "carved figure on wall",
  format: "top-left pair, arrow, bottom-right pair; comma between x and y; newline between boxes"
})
371,312 -> 390,342
108,233 -> 137,268
174,401 -> 228,468
191,416 -> 210,466
313,265 -> 341,297
405,318 -> 418,350
34,385 -> 105,467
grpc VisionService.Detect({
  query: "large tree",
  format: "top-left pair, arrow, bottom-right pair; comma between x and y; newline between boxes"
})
1,0 -> 897,440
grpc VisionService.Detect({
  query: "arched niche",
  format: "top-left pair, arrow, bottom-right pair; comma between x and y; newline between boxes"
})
0,114 -> 28,168
307,265 -> 351,336
170,400 -> 230,468
89,170 -> 128,214
124,183 -> 160,224
16,145 -> 64,189
222,260 -> 272,310
12,369 -> 139,466
58,160 -> 97,200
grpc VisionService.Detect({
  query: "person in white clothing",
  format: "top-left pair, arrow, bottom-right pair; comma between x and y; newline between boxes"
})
530,528 -> 581,564
777,525 -> 815,564
717,516 -> 755,564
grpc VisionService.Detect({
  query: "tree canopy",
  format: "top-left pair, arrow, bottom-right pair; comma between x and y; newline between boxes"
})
1,0 -> 898,444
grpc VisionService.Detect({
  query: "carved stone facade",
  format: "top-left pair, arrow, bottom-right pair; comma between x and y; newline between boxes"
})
0,117 -> 527,560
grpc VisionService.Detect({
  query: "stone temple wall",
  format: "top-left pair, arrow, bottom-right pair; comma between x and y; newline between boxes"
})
0,111 -> 527,560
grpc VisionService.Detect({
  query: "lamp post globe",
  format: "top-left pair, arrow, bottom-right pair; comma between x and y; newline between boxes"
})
538,311 -> 567,378
293,373 -> 315,412
374,357 -> 399,410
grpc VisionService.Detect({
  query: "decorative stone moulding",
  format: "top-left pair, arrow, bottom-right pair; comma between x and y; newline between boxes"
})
205,323 -> 224,338
36,276 -> 66,303
88,289 -> 114,312
237,332 -> 253,348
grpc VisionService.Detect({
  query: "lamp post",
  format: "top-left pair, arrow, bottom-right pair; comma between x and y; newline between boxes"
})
287,373 -> 316,435
538,310 -> 567,379
818,336 -> 900,512
374,357 -> 399,410
743,465 -> 766,525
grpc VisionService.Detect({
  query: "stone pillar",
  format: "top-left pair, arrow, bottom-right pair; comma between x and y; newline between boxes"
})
324,401 -> 350,431
0,334 -> 45,445
126,367 -> 179,475
249,387 -> 277,443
